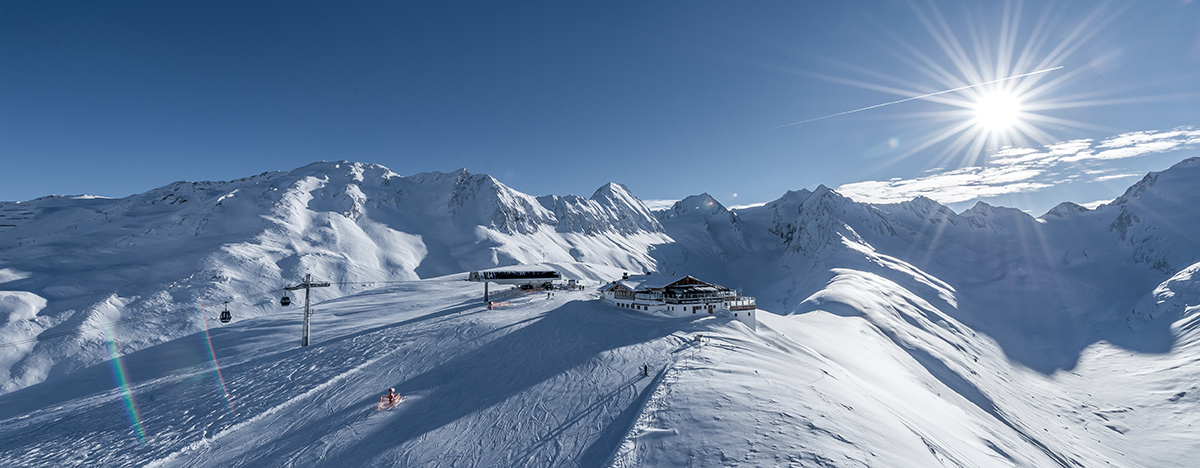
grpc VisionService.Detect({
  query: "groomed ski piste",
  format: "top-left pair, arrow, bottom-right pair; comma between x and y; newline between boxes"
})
2,262 -> 1198,467
0,270 -> 741,467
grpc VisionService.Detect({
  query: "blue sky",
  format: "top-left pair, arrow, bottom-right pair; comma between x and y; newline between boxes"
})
2,1 -> 1199,214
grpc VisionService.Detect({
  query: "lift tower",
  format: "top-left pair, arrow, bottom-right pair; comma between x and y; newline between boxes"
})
285,274 -> 331,346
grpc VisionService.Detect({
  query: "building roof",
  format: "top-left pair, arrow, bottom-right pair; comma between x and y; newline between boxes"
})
598,275 -> 710,293
475,264 -> 559,273
468,264 -> 561,283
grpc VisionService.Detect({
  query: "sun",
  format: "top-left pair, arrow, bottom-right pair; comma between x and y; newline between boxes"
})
763,2 -> 1120,169
972,90 -> 1023,132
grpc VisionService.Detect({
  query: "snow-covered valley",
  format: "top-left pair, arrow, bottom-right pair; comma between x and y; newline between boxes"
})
2,160 -> 1199,467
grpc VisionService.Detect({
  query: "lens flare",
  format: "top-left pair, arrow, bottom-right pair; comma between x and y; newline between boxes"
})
763,2 -> 1131,171
105,323 -> 146,443
194,293 -> 234,413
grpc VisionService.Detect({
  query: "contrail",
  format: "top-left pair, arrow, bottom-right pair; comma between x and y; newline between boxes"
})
761,66 -> 1063,131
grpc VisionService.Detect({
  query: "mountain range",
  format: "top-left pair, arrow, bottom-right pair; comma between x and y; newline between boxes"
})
2,158 -> 1198,466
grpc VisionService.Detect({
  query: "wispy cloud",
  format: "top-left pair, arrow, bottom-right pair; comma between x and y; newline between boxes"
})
1092,173 -> 1139,182
729,202 -> 767,210
837,127 -> 1200,205
1060,129 -> 1200,162
641,199 -> 679,211
1080,199 -> 1113,210
838,166 -> 1052,204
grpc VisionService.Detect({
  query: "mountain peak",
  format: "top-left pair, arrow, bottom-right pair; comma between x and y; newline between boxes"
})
544,182 -> 662,234
1111,157 -> 1200,208
590,182 -> 635,201
658,193 -> 728,220
1043,201 -> 1091,218
283,160 -> 402,185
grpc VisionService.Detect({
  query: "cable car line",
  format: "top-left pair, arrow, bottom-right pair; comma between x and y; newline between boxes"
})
0,278 -> 427,349
0,286 -> 285,349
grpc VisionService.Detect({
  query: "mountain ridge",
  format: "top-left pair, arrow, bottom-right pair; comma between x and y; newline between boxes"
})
4,158 -> 1200,390
3,158 -> 1200,466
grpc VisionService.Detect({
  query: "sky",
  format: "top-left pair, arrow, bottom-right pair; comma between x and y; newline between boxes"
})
2,0 -> 1199,214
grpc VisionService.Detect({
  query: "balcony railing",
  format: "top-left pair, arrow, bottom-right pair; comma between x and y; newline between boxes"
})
663,292 -> 738,304
728,297 -> 756,311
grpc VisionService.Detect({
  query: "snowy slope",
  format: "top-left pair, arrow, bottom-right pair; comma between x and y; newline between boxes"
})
0,278 -> 684,466
0,162 -> 670,394
1,264 -> 1193,467
626,157 -> 1200,466
650,159 -> 1200,372
3,158 -> 1200,466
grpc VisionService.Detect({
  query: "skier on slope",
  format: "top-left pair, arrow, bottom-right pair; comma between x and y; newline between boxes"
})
377,388 -> 403,410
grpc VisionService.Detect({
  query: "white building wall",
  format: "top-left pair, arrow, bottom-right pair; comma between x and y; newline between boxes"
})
602,296 -> 757,330
602,296 -> 667,313
732,308 -> 757,330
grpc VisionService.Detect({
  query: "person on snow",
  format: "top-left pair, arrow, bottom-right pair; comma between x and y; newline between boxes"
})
387,388 -> 398,404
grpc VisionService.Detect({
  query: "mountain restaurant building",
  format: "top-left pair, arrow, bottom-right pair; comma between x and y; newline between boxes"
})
597,274 -> 756,319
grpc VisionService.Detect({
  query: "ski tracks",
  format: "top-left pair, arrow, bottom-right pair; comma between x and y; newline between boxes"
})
607,362 -> 677,468
145,350 -> 395,468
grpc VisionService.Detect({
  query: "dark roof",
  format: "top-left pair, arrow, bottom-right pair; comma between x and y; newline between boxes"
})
598,275 -> 718,293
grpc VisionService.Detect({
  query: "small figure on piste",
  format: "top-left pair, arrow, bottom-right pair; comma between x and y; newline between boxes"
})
377,387 -> 403,410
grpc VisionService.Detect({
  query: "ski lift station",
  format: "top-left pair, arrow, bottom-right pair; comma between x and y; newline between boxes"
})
467,265 -> 561,288
468,265 -> 562,303
598,274 -> 757,329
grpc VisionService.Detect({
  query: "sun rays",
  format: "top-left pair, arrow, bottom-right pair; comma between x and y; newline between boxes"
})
873,0 -> 1124,169
770,1 -> 1132,172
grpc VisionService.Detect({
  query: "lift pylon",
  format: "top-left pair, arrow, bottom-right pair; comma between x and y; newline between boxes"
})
285,273 -> 331,346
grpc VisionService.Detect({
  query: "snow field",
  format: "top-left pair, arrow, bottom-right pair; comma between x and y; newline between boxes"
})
0,278 -> 733,467
5,158 -> 1200,466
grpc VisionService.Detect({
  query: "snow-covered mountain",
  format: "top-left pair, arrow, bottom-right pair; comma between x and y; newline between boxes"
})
0,161 -> 670,393
651,159 -> 1200,369
2,158 -> 1199,467
632,158 -> 1200,465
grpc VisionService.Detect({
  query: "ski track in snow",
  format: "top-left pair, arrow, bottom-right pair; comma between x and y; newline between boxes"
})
1,281 -> 711,467
146,349 -> 394,467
